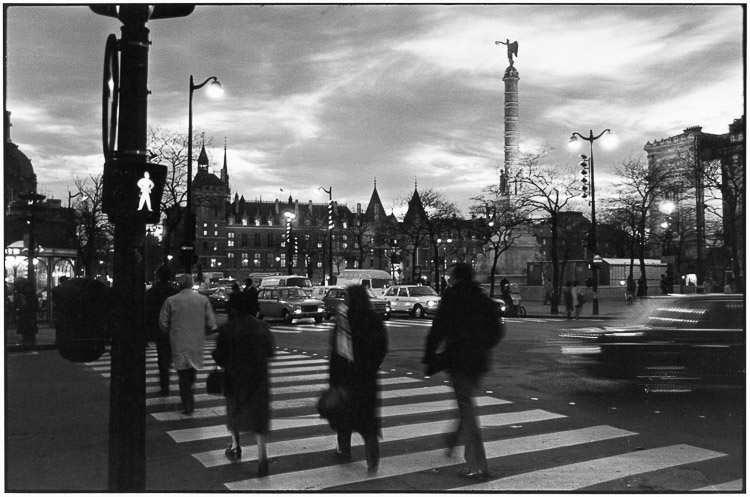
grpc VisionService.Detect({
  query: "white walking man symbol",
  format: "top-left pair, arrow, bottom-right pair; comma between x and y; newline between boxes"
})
137,171 -> 154,212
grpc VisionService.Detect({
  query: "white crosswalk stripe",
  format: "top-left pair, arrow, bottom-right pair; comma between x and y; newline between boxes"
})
80,341 -> 737,491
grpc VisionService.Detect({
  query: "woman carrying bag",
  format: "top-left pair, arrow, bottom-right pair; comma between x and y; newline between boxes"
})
212,292 -> 275,477
326,285 -> 388,473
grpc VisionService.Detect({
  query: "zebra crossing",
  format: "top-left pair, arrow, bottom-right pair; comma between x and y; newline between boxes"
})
80,340 -> 742,492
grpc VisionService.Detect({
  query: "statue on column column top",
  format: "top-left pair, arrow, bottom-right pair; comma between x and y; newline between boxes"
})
495,39 -> 518,66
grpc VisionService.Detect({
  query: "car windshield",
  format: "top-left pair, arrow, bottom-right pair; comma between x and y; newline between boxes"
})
286,277 -> 312,287
280,288 -> 310,299
410,286 -> 438,297
643,299 -> 744,329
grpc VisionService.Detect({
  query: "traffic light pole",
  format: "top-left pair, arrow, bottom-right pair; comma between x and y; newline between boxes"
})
107,14 -> 150,491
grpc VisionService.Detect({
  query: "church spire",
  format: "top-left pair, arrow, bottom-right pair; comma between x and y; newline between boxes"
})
220,137 -> 229,185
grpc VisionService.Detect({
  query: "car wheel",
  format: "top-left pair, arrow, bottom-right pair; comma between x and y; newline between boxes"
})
413,305 -> 424,319
314,316 -> 323,324
282,310 -> 293,324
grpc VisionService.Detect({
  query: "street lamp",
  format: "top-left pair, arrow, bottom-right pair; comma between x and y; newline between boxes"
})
437,238 -> 452,293
659,200 -> 676,292
284,211 -> 296,275
319,186 -> 334,283
185,75 -> 223,275
568,129 -> 615,315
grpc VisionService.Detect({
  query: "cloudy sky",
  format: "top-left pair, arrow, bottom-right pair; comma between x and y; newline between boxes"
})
5,3 -> 745,216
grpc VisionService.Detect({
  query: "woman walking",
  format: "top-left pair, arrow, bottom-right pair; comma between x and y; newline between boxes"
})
212,292 -> 275,476
327,285 -> 388,473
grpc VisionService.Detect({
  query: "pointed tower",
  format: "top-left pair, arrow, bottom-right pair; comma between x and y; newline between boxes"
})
220,138 -> 229,186
364,178 -> 386,224
197,142 -> 209,173
499,39 -> 520,196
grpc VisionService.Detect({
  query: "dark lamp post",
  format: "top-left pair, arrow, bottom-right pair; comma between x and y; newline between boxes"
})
568,129 -> 615,315
186,75 -> 223,275
284,211 -> 296,275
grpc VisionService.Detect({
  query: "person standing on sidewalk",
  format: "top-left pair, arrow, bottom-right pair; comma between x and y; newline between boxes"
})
212,292 -> 275,476
423,263 -> 503,480
242,278 -> 260,316
13,277 -> 38,349
146,266 -> 178,396
327,285 -> 388,473
572,280 -> 584,320
159,274 -> 217,414
563,281 -> 574,319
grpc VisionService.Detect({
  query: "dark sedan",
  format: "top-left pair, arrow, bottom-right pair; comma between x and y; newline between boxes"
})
560,294 -> 744,390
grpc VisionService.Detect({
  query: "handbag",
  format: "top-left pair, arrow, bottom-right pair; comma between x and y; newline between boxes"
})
317,386 -> 352,428
206,367 -> 225,395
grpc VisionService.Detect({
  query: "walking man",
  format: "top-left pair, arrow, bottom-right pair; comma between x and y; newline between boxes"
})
146,266 -> 178,395
422,263 -> 504,480
160,274 -> 217,414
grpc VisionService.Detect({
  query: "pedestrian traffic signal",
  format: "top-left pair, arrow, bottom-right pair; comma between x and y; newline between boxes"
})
103,159 -> 167,222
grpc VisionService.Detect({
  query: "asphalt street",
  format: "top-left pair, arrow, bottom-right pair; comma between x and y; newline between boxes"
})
4,302 -> 745,492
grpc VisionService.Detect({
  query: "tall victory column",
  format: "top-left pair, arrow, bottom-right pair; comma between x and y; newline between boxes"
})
496,38 -> 519,196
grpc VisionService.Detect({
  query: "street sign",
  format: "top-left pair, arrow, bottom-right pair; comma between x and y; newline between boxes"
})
103,159 -> 167,223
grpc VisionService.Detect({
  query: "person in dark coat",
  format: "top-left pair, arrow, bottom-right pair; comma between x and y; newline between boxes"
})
328,284 -> 388,473
242,278 -> 260,316
213,292 -> 276,476
227,282 -> 242,319
423,263 -> 503,480
563,281 -> 575,319
13,277 -> 38,348
146,266 -> 178,395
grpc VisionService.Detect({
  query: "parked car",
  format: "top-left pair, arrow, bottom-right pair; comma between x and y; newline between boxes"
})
381,284 -> 441,318
319,286 -> 391,320
207,286 -> 235,311
559,294 -> 745,388
257,286 -> 326,324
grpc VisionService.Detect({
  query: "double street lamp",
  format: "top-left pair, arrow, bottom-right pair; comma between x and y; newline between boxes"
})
284,211 -> 296,275
568,129 -> 615,315
185,75 -> 223,275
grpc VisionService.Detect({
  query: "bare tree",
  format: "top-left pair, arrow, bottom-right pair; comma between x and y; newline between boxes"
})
469,183 -> 529,297
515,151 -> 579,314
71,174 -> 113,277
612,157 -> 682,294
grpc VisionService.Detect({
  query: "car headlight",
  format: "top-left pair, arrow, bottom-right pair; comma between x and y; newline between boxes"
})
427,300 -> 437,308
293,305 -> 302,314
318,306 -> 325,313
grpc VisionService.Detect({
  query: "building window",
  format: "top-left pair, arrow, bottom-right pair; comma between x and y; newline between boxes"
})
214,230 -> 218,236
254,233 -> 261,247
227,252 -> 235,267
267,234 -> 274,247
255,219 -> 260,226
268,219 -> 273,226
241,234 -> 248,247
241,253 -> 249,268
242,218 -> 248,226
210,258 -> 218,268
254,253 -> 262,267
267,253 -> 275,267
227,232 -> 235,247
317,261 -> 323,268
203,242 -> 208,250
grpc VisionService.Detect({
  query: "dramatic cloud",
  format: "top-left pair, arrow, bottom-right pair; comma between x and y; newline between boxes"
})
5,4 -> 744,215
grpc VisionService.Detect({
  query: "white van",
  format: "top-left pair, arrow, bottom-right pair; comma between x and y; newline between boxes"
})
259,275 -> 313,288
336,269 -> 393,294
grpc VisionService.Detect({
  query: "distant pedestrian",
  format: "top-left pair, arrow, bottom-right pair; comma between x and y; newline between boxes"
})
227,282 -> 243,319
212,292 -> 275,476
659,274 -> 670,295
13,277 -> 38,348
702,277 -> 714,295
423,263 -> 503,480
243,278 -> 260,316
327,285 -> 388,473
160,274 -> 217,415
542,279 -> 553,305
146,266 -> 178,395
637,275 -> 648,298
563,281 -> 574,319
572,280 -> 584,320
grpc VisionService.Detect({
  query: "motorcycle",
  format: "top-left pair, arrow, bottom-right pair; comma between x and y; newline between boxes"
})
502,283 -> 527,318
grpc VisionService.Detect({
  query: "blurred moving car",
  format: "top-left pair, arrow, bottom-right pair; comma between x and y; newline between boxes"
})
381,284 -> 440,318
317,285 -> 391,320
257,286 -> 326,324
208,286 -> 235,311
560,294 -> 745,389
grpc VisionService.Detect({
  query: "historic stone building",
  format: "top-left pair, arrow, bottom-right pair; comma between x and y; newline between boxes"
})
644,116 -> 744,287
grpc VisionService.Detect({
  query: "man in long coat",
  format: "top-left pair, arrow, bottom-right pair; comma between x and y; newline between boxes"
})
160,274 -> 217,414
